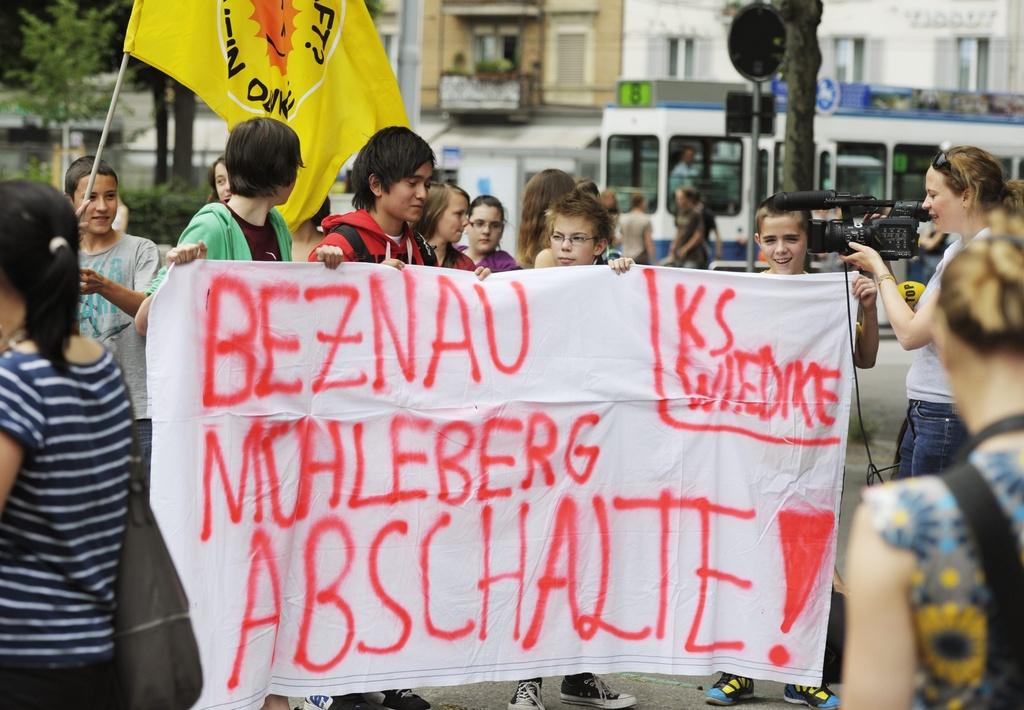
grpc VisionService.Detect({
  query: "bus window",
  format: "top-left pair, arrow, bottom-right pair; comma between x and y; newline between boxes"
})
837,143 -> 886,198
667,136 -> 742,216
818,152 -> 833,190
892,144 -> 935,200
758,148 -> 769,205
773,143 -> 784,194
607,135 -> 658,213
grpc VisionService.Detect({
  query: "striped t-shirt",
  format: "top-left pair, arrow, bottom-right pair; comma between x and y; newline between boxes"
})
0,349 -> 132,667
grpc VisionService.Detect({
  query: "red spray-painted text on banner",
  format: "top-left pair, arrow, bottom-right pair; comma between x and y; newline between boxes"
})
147,262 -> 853,709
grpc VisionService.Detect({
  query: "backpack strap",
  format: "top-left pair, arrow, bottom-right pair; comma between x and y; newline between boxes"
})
411,230 -> 438,267
328,223 -> 375,263
942,461 -> 1024,674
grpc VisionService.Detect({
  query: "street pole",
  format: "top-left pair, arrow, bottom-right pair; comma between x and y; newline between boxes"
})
397,0 -> 422,130
745,79 -> 761,272
81,53 -> 130,204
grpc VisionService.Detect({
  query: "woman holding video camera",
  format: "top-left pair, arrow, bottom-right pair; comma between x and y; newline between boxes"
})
842,146 -> 1024,478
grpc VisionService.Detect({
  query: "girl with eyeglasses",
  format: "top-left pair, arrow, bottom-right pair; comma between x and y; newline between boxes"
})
458,195 -> 521,272
844,229 -> 1024,708
842,146 -> 1024,478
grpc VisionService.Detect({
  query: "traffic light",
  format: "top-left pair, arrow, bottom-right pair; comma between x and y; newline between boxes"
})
728,4 -> 787,82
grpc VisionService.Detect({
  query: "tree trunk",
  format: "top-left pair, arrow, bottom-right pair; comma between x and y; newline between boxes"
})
153,73 -> 169,185
171,81 -> 195,185
778,0 -> 822,192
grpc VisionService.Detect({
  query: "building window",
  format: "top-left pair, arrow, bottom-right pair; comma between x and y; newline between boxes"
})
667,37 -> 694,79
474,32 -> 519,68
834,37 -> 864,82
557,33 -> 586,84
957,37 -> 989,91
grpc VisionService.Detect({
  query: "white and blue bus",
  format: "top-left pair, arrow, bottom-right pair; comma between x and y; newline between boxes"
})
601,79 -> 1024,260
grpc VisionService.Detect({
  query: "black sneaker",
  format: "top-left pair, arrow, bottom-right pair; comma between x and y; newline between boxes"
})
559,673 -> 636,709
378,689 -> 430,710
508,679 -> 544,709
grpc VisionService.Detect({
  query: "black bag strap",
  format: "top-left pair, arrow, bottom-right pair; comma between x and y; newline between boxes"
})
329,222 -> 374,263
943,463 -> 1024,673
942,411 -> 1024,674
328,222 -> 438,266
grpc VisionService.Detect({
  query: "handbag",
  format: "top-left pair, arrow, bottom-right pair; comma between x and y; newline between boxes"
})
941,413 -> 1024,675
113,426 -> 203,709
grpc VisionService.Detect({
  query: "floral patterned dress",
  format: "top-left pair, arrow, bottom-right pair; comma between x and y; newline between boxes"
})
863,450 -> 1024,709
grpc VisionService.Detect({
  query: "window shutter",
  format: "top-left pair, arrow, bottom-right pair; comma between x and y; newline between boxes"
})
557,33 -> 586,85
694,38 -> 713,80
934,37 -> 957,89
819,37 -> 835,79
989,37 -> 1010,92
865,38 -> 883,84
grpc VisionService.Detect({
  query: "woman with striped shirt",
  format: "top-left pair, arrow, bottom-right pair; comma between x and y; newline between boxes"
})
0,181 -> 133,709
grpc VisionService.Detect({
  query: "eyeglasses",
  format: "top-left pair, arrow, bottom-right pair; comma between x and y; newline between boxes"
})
932,151 -> 951,171
469,219 -> 505,232
551,233 -> 595,246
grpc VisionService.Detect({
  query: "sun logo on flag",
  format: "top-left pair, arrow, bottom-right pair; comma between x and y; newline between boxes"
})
250,0 -> 299,76
219,0 -> 345,120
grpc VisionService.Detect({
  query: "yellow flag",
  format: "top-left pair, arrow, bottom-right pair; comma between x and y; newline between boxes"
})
124,0 -> 409,231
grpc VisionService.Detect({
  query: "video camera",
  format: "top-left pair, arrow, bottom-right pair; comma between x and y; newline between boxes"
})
771,190 -> 929,260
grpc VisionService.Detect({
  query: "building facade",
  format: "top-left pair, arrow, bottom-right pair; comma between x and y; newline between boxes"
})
620,0 -> 1024,94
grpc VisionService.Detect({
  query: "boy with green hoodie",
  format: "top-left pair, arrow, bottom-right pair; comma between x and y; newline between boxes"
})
136,116 -> 302,333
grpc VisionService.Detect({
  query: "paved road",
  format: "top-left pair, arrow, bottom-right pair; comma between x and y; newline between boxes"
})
295,341 -> 916,710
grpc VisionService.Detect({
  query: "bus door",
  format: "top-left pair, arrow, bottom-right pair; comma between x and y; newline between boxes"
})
815,142 -> 836,191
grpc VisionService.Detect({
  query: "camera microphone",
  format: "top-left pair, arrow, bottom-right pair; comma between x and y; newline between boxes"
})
772,190 -> 876,211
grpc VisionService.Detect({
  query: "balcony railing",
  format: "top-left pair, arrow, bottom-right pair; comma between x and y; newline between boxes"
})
439,74 -> 539,116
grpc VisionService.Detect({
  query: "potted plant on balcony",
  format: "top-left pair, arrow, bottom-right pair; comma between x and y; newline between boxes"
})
444,51 -> 471,76
474,57 -> 517,80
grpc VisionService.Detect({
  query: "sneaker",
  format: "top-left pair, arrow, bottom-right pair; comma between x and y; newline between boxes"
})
377,689 -> 430,710
705,673 -> 753,706
508,679 -> 544,710
783,684 -> 840,708
559,673 -> 636,709
329,695 -> 385,710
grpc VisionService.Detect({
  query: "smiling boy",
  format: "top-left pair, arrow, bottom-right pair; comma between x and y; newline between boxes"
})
312,126 -> 437,269
66,156 -> 160,460
704,199 -> 877,708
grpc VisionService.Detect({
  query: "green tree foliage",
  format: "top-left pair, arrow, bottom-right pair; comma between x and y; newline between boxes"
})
6,0 -> 118,125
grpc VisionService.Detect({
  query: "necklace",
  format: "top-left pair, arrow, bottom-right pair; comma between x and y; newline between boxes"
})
0,323 -> 28,352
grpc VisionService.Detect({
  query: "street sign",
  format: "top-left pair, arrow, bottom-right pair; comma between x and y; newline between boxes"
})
816,77 -> 841,115
618,81 -> 652,108
728,4 -> 787,82
725,92 -> 776,135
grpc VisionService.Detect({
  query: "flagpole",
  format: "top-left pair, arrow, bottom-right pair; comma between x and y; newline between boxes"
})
81,52 -> 131,201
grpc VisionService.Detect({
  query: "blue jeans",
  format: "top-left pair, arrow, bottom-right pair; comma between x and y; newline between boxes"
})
896,400 -> 968,479
136,418 -> 152,484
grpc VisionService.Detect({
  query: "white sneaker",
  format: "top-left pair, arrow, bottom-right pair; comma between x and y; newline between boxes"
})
508,679 -> 545,710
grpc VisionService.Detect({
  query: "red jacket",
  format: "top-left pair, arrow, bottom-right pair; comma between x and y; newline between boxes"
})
310,209 -> 433,265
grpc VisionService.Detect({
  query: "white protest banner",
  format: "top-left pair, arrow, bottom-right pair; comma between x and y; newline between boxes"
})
147,262 -> 855,709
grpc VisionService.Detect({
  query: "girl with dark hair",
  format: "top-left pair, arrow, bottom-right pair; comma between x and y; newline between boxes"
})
460,195 -> 521,272
843,145 -> 1024,478
207,154 -> 231,203
0,181 -> 132,708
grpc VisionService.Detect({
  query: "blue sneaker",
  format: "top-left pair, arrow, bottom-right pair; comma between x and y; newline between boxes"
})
705,674 -> 753,705
783,684 -> 840,708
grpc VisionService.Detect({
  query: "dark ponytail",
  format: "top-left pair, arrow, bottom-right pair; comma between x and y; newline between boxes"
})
0,181 -> 81,369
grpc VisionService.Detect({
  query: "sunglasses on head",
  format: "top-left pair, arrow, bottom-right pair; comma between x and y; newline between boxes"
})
932,151 -> 951,171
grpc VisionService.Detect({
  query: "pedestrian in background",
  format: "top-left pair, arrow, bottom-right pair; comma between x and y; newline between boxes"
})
516,168 -> 575,268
